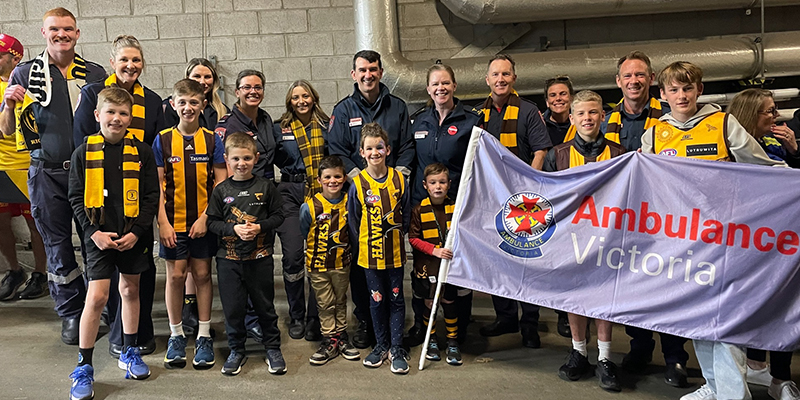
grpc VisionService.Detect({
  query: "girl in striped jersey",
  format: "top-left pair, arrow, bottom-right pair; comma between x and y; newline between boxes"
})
347,123 -> 411,374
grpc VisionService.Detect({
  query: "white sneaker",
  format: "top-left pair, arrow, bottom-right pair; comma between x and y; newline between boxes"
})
680,384 -> 717,400
769,381 -> 800,400
747,364 -> 772,387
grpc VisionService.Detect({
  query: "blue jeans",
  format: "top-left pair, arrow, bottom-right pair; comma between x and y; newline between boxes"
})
364,267 -> 405,348
693,340 -> 751,400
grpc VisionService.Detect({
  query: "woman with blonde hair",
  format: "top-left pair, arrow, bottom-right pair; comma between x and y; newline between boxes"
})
72,34 -> 165,359
162,57 -> 229,129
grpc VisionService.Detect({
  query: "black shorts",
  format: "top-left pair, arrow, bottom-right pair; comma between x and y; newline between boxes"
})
411,276 -> 457,301
159,232 -> 217,260
85,236 -> 150,280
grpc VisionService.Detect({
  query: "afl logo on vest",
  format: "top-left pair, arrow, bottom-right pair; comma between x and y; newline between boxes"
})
659,149 -> 678,156
495,192 -> 557,258
365,190 -> 380,205
167,156 -> 182,163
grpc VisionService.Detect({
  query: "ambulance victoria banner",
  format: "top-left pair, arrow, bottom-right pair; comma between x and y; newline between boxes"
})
445,127 -> 800,351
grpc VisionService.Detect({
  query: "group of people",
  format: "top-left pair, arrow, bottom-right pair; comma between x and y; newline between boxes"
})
0,7 -> 798,400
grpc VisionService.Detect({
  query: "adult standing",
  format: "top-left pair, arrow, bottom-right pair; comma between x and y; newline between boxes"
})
600,51 -> 669,151
406,63 -> 479,346
543,75 -> 576,146
0,8 -> 106,345
273,80 -> 328,341
603,51 -> 689,389
327,49 -> 414,348
163,58 -> 229,130
72,35 -> 164,357
728,89 -> 800,398
0,34 -> 48,301
474,54 -> 551,348
162,57 -> 230,336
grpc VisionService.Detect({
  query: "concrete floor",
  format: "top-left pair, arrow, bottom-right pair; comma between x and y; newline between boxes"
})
0,218 -> 789,399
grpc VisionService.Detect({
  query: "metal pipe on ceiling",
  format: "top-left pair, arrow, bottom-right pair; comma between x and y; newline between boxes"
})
440,0 -> 800,24
355,0 -> 800,103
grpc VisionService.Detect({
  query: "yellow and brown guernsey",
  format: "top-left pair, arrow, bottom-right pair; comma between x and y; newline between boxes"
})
414,197 -> 454,279
159,127 -> 217,232
652,112 -> 732,161
353,168 -> 406,270
305,193 -> 351,272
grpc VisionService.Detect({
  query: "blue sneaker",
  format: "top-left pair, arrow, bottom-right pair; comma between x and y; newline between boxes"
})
362,343 -> 388,368
69,364 -> 94,400
164,335 -> 187,369
118,346 -> 151,380
221,351 -> 247,376
266,349 -> 287,375
193,336 -> 215,369
390,346 -> 410,374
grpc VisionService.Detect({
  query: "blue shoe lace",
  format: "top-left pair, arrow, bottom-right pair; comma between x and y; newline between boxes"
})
69,365 -> 94,399
123,347 -> 150,379
166,336 -> 187,359
194,337 -> 214,364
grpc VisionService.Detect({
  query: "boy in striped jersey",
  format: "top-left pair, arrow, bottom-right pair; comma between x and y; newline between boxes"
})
408,163 -> 462,365
300,156 -> 361,365
347,122 -> 411,374
152,79 -> 226,369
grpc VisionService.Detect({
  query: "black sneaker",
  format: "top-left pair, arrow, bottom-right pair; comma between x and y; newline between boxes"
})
405,324 -> 424,347
288,319 -> 305,340
621,351 -> 651,373
596,359 -> 622,392
338,332 -> 361,361
309,337 -> 339,365
353,320 -> 371,349
0,269 -> 26,301
558,349 -> 591,381
425,337 -> 441,361
18,271 -> 48,299
221,351 -> 247,376
266,349 -> 287,374
445,339 -> 463,366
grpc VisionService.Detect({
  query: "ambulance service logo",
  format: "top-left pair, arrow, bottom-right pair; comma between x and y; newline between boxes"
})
495,192 -> 556,258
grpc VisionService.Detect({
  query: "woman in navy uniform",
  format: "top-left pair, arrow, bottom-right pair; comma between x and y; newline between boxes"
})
407,63 -> 480,346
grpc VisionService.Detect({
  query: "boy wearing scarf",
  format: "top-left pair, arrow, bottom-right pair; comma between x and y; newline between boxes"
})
67,87 -> 159,400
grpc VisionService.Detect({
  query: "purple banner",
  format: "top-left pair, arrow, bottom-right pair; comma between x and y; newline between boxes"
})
446,128 -> 800,351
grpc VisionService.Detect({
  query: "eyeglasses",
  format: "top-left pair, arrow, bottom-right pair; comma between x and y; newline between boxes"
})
759,107 -> 779,117
238,85 -> 264,92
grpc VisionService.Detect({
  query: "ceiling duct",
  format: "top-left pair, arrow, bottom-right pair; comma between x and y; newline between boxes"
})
355,0 -> 800,103
439,0 -> 800,24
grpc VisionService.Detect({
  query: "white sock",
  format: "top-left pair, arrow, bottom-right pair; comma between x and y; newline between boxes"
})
572,339 -> 587,357
197,320 -> 211,338
598,340 -> 612,362
169,322 -> 185,338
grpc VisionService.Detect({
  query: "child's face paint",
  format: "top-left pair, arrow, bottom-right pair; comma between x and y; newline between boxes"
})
359,137 -> 390,167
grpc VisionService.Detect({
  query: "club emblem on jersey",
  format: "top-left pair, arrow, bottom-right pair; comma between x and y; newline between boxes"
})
223,196 -> 235,204
365,189 -> 380,205
495,192 -> 556,258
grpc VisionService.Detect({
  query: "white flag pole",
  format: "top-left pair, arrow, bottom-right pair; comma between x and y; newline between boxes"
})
418,127 -> 484,370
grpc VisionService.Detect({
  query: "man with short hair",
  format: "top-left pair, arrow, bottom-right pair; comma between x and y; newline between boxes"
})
601,51 -> 689,388
475,54 -> 552,348
0,8 -> 106,344
327,49 -> 414,348
0,33 -> 48,302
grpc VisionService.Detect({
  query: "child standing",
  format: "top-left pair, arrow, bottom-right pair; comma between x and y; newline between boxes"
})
640,61 -> 786,400
543,90 -> 627,392
408,163 -> 462,366
348,122 -> 411,374
299,155 -> 361,365
67,87 -> 159,400
153,79 -> 227,369
206,132 -> 286,376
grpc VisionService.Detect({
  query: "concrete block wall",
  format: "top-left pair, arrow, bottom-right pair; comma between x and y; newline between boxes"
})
0,0 -> 362,118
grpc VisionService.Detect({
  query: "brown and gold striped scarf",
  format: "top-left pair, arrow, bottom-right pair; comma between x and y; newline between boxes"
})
105,74 -> 146,141
480,90 -> 521,156
84,132 -> 140,230
604,97 -> 663,145
291,118 -> 325,201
